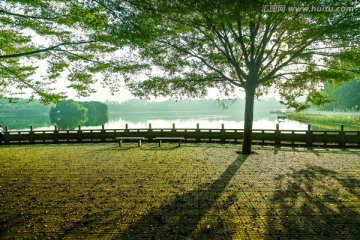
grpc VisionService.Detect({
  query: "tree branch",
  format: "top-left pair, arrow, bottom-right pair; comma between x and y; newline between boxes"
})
53,48 -> 102,64
235,18 -> 251,67
259,40 -> 317,84
254,18 -> 283,68
0,41 -> 97,59
0,62 -> 38,92
216,22 -> 247,82
0,9 -> 58,20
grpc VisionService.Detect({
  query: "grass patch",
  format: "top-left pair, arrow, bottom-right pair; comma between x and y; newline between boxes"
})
1,143 -> 360,239
288,112 -> 360,130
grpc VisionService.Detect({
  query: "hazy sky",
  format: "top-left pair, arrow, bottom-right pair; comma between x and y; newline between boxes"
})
27,58 -> 134,103
69,82 -> 246,103
17,28 -> 266,103
17,27 -> 249,103
29,59 -> 247,103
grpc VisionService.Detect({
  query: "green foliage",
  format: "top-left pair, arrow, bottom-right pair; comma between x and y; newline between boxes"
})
117,0 -> 360,153
0,0 -> 137,102
49,100 -> 108,129
115,0 -> 359,106
81,101 -> 109,126
49,100 -> 88,129
2,0 -> 359,153
0,98 -> 51,115
288,112 -> 360,129
319,79 -> 360,111
0,98 -> 52,130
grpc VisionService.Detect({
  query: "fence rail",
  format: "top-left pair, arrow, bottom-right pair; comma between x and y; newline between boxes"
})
2,124 -> 359,148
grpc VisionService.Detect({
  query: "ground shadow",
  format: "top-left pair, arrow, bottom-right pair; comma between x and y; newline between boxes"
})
116,154 -> 248,239
272,146 -> 360,156
102,146 -> 141,151
265,165 -> 360,239
95,143 -> 238,153
31,154 -> 248,239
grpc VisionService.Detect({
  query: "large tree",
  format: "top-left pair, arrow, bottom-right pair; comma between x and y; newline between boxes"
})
2,0 -> 360,154
118,0 -> 360,154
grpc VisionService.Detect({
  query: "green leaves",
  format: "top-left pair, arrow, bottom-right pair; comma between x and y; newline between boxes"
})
1,0 -> 359,109
319,79 -> 360,111
0,0 -> 132,103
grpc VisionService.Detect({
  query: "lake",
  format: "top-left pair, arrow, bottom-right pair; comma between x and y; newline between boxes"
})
1,110 -> 357,131
104,111 -> 309,130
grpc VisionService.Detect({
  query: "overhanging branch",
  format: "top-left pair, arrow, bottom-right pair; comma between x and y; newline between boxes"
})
0,41 -> 97,59
0,9 -> 59,20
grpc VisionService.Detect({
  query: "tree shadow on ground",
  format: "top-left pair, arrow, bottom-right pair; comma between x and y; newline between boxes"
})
117,154 -> 248,239
265,165 -> 360,239
272,146 -> 360,157
94,144 -> 181,152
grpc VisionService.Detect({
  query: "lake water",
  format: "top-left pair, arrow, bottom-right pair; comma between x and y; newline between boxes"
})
103,111 -> 309,130
2,110 -> 355,131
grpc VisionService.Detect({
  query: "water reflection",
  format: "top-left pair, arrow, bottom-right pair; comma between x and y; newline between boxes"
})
0,114 -> 51,130
103,111 -> 309,130
1,111 -> 359,131
50,113 -> 108,130
49,100 -> 109,130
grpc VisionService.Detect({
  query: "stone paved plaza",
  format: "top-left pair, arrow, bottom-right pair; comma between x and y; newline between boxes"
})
0,144 -> 359,239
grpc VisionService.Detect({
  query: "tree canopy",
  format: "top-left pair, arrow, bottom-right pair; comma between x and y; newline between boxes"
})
1,0 -> 360,153
119,0 -> 360,153
319,78 -> 360,111
49,100 -> 108,129
123,0 -> 359,104
0,0 -> 139,103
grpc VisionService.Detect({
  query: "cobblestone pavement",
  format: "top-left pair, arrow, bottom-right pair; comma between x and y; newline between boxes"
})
0,144 -> 359,239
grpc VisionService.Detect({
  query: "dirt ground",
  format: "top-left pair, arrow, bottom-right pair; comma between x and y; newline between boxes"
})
0,143 -> 359,239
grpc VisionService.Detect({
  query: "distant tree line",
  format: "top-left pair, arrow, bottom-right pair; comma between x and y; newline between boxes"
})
319,79 -> 360,111
0,99 -> 51,116
49,100 -> 108,129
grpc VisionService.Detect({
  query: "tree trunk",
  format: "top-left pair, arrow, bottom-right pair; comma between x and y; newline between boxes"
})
241,87 -> 256,154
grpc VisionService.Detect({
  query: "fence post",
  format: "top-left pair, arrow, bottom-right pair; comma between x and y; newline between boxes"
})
221,123 -> 226,143
125,124 -> 129,137
339,124 -> 345,147
148,123 -> 153,141
29,126 -> 34,143
4,126 -> 9,144
306,124 -> 312,147
275,124 -> 280,145
54,125 -> 59,143
196,123 -> 201,142
101,124 -> 106,142
77,125 -> 82,142
172,123 -> 177,138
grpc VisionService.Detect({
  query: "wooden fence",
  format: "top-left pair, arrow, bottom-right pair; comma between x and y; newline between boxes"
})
2,124 -> 359,147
